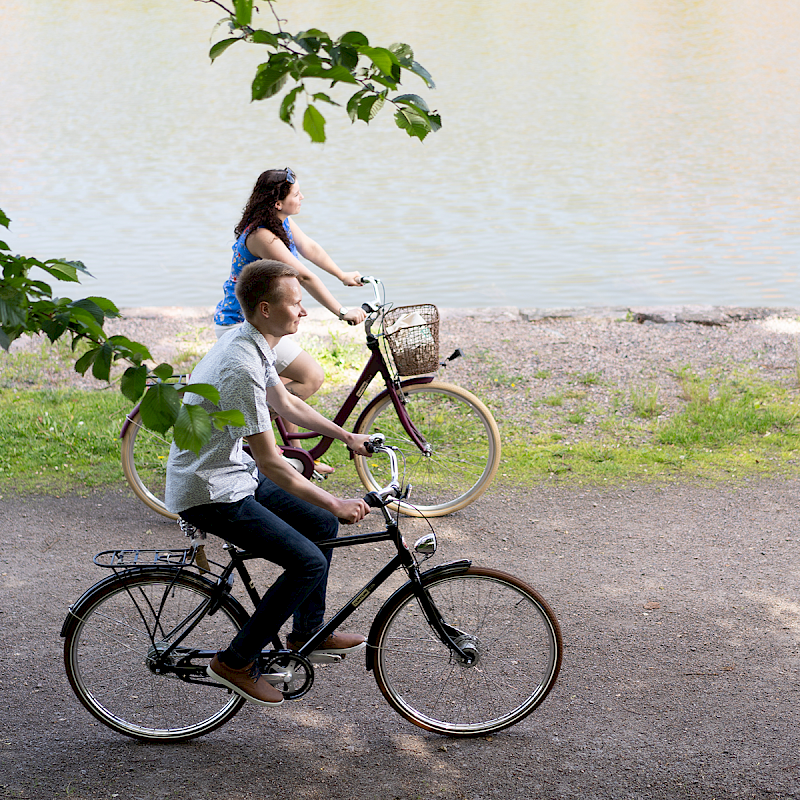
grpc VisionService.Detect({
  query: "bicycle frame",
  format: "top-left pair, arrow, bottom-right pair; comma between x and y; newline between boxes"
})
274,330 -> 434,463
65,498 -> 476,687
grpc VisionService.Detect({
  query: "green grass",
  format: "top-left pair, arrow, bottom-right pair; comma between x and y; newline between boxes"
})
0,388 -> 131,494
2,345 -> 800,499
494,370 -> 800,485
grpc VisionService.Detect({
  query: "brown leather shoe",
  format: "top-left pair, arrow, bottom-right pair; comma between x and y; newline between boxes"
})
286,631 -> 366,655
207,653 -> 284,706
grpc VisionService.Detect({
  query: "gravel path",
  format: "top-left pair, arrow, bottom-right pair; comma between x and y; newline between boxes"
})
2,481 -> 799,800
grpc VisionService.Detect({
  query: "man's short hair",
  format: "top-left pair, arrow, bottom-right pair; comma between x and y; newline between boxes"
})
235,259 -> 299,320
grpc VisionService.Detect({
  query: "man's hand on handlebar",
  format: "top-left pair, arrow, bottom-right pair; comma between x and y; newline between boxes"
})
342,307 -> 367,325
335,497 -> 371,525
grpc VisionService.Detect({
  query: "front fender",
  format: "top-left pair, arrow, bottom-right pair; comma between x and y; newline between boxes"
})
365,559 -> 472,672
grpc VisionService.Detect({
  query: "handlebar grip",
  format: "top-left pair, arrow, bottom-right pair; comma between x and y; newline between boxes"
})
362,491 -> 384,508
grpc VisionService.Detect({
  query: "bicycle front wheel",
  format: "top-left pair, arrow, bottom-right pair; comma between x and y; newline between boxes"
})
120,410 -> 178,520
63,570 -> 248,742
372,567 -> 562,736
353,381 -> 501,517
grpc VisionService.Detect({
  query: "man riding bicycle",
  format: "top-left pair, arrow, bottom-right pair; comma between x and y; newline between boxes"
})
165,259 -> 372,707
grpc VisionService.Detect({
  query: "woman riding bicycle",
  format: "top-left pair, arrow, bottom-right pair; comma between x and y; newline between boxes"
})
213,168 -> 367,464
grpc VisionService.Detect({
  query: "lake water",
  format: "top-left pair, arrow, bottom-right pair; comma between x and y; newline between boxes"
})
2,0 -> 800,311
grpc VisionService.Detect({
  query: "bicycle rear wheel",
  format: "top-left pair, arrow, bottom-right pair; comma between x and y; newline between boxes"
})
63,570 -> 248,742
120,410 -> 178,520
353,381 -> 501,517
371,567 -> 562,736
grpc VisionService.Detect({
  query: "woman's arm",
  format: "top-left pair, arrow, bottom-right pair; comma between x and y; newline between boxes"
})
289,219 -> 362,286
248,228 -> 366,324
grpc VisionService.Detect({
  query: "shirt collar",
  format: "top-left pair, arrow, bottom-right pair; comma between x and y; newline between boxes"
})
240,319 -> 276,363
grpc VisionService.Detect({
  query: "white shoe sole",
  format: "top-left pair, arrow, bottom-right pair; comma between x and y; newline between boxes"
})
206,664 -> 284,707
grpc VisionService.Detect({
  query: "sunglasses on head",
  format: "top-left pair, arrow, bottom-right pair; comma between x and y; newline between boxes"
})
283,167 -> 296,184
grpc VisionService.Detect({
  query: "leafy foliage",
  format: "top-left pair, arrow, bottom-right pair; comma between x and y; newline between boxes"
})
201,0 -> 441,142
0,210 -> 244,452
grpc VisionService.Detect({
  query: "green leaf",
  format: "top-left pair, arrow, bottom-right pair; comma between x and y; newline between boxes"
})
407,60 -> 435,89
362,46 -> 396,76
323,65 -> 358,85
173,404 -> 213,454
312,92 -> 339,106
210,409 -> 247,430
339,31 -> 369,47
357,94 -> 385,123
250,29 -> 279,47
346,89 -> 368,121
0,239 -> 9,251
177,382 -> 221,405
209,37 -> 241,63
0,208 -> 9,229
232,0 -> 253,27
121,364 -> 148,403
331,44 -> 359,71
74,348 -> 98,376
303,105 -> 326,143
91,341 -> 114,381
252,68 -> 289,101
279,85 -> 304,125
152,362 -> 174,381
393,93 -> 430,113
68,297 -> 106,326
0,297 -> 26,328
40,316 -> 69,343
394,106 -> 434,141
0,327 -> 11,351
390,43 -> 414,65
39,260 -> 90,283
107,335 -> 152,362
139,383 -> 181,435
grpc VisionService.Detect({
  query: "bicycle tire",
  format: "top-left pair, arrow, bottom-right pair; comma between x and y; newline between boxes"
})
371,567 -> 562,736
353,381 -> 501,517
120,409 -> 178,520
63,569 -> 248,742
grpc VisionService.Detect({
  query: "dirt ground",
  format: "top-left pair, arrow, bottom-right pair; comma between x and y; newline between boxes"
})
2,304 -> 800,799
2,477 -> 799,800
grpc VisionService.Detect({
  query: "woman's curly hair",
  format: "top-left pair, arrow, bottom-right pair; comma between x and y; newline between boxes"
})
234,169 -> 295,248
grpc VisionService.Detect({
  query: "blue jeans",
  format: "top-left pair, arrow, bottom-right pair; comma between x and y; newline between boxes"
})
179,475 -> 338,666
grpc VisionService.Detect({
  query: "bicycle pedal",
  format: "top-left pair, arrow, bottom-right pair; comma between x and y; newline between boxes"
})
307,653 -> 343,664
263,670 -> 292,685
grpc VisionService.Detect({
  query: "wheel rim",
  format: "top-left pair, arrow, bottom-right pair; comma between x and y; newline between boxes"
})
354,383 -> 500,516
65,575 -> 244,741
121,412 -> 178,520
374,571 -> 561,736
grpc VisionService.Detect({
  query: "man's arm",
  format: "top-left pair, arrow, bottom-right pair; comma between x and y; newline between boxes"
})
245,427 -> 369,524
266,382 -> 372,455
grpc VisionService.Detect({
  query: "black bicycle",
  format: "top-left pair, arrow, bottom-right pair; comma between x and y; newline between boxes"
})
61,437 -> 562,742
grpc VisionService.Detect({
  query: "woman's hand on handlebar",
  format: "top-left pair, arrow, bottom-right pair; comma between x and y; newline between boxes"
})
344,432 -> 373,456
339,270 -> 363,287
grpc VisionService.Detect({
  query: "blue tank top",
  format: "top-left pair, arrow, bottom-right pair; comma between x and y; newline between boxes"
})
213,219 -> 299,325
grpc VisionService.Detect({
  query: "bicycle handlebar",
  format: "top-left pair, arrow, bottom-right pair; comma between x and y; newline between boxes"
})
362,433 -> 403,507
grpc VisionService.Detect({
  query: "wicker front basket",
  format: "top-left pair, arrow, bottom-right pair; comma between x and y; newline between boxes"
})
382,304 -> 440,376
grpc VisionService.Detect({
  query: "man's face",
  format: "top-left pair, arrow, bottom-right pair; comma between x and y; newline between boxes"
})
264,276 -> 306,337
